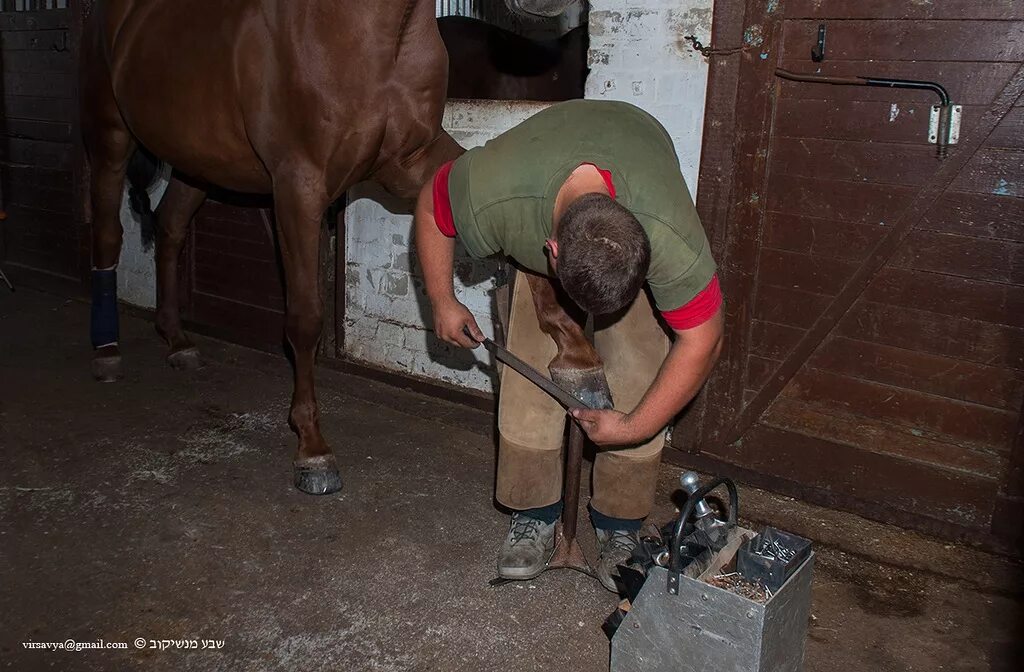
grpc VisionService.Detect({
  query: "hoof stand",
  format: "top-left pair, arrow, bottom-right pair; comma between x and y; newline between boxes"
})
293,455 -> 343,495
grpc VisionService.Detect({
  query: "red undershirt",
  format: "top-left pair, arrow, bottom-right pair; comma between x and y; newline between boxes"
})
432,160 -> 721,331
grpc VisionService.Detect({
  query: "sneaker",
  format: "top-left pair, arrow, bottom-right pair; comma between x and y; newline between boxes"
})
497,513 -> 557,580
595,528 -> 641,593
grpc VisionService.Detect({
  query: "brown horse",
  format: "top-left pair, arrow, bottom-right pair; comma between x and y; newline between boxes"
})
81,0 -> 605,496
81,0 -> 462,494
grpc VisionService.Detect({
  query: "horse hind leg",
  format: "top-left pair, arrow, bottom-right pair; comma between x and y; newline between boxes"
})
154,175 -> 206,371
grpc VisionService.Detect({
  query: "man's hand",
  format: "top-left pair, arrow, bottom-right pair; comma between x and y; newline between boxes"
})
570,408 -> 648,446
433,296 -> 484,348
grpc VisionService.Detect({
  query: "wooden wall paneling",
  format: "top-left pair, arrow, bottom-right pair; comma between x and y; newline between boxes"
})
697,1 -> 788,449
683,0 -> 1024,548
838,301 -> 1024,371
718,424 -> 998,530
782,368 -> 1017,452
763,212 -> 884,261
810,336 -> 1024,412
785,0 -> 1024,21
991,397 -> 1024,549
672,0 -> 747,451
0,5 -> 82,280
725,60 -> 1024,446
781,20 -> 1024,63
183,198 -> 287,350
764,397 -> 1005,479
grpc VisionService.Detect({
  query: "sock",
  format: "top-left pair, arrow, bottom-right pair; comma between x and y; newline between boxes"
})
90,268 -> 119,349
590,504 -> 643,532
518,500 -> 562,525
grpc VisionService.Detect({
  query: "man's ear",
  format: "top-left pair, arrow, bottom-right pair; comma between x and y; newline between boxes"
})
545,238 -> 559,259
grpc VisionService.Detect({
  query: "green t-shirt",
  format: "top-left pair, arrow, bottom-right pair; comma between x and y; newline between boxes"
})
446,99 -> 716,312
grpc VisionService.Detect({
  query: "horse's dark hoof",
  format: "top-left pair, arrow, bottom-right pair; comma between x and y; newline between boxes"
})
91,354 -> 123,383
167,347 -> 202,371
293,455 -> 343,495
550,366 -> 614,410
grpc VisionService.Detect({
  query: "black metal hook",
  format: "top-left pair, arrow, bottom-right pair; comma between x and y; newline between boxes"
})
810,23 -> 826,62
52,32 -> 69,53
666,476 -> 739,594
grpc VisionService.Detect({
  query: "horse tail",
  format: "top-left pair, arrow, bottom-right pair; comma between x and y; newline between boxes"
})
126,146 -> 160,251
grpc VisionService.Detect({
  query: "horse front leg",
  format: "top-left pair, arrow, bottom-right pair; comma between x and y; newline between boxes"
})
525,273 -> 614,410
273,170 -> 341,495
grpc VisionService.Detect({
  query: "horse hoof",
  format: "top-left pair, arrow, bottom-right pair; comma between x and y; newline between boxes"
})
550,366 -> 614,410
293,455 -> 343,495
167,347 -> 202,371
91,355 -> 123,383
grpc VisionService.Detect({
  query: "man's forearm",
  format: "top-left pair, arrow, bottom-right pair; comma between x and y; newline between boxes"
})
627,316 -> 723,438
413,199 -> 457,304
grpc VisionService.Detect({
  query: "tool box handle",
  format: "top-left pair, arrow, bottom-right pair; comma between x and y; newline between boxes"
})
667,477 -> 739,578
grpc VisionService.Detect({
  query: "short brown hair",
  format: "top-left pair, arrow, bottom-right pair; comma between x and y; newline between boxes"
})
555,193 -> 650,315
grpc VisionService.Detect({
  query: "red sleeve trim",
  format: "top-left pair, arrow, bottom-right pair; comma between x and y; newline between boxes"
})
660,275 -> 722,331
432,160 -> 457,237
580,162 -> 616,199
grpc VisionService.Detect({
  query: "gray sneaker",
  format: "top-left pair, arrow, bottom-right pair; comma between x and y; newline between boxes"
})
497,513 -> 557,580
595,528 -> 641,593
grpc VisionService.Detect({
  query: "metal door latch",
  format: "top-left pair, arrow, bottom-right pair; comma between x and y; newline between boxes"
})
929,104 -> 962,151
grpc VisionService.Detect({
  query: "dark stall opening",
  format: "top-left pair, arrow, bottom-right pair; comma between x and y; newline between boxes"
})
437,12 -> 588,101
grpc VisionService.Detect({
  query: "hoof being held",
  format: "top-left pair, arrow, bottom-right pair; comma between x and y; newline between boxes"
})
91,354 -> 123,383
167,347 -> 202,371
293,455 -> 343,495
550,366 -> 614,410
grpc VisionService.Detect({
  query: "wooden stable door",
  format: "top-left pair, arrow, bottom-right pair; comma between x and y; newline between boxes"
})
682,1 -> 1024,552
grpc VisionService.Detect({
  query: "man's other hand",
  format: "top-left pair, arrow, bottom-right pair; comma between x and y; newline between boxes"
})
433,296 -> 484,348
570,408 -> 645,446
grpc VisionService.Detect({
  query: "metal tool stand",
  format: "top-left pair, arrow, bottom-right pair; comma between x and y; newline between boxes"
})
545,422 -> 592,576
475,328 -> 597,585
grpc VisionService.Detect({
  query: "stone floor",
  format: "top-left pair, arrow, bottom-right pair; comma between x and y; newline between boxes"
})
1,287 -> 1021,671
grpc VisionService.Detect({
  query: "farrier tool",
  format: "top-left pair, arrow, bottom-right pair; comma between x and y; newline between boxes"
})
468,328 -> 598,583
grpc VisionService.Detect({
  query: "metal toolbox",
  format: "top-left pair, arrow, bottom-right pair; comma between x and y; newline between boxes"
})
609,476 -> 815,672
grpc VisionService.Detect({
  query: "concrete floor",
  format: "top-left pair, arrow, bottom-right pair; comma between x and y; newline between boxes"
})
1,287 -> 1022,672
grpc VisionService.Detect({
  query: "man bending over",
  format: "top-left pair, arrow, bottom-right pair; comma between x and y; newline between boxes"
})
414,100 -> 723,591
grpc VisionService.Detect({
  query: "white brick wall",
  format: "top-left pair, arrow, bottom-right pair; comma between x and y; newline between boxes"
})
343,101 -> 550,390
116,166 -> 172,309
344,0 -> 715,392
586,0 -> 714,190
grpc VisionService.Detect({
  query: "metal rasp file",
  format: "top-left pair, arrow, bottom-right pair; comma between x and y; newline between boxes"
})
466,327 -> 594,411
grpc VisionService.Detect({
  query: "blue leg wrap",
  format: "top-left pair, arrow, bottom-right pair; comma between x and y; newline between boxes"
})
90,269 -> 119,349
